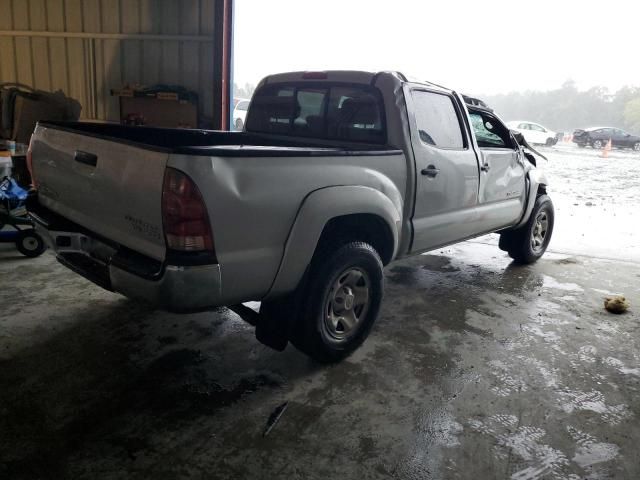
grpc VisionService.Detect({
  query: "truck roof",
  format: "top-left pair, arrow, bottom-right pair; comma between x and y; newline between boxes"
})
259,71 -> 492,112
260,70 -> 454,94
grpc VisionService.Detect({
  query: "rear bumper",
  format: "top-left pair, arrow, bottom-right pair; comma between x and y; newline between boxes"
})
110,262 -> 221,312
31,203 -> 222,311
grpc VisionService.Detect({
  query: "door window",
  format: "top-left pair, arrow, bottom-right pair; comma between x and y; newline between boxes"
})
469,112 -> 513,148
411,90 -> 465,149
529,124 -> 546,132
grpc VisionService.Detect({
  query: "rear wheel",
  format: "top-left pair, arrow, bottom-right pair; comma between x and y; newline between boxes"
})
545,137 -> 554,146
290,241 -> 384,363
592,139 -> 603,149
16,230 -> 45,257
500,195 -> 554,264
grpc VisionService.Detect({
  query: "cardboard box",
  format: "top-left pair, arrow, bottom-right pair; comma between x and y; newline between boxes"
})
118,97 -> 198,129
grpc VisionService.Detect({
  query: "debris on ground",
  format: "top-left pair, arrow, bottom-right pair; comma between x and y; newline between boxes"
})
604,296 -> 630,314
263,401 -> 288,437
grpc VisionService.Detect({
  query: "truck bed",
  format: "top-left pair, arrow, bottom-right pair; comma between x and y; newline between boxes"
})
40,122 -> 400,157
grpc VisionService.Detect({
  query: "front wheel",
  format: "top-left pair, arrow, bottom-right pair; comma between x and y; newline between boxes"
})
16,230 -> 46,257
633,142 -> 640,152
592,139 -> 603,149
290,242 -> 384,363
500,195 -> 554,264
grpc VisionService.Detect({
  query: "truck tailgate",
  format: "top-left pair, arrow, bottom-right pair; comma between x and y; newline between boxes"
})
31,124 -> 168,261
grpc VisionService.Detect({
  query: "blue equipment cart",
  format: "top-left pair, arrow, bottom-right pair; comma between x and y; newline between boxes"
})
0,176 -> 45,257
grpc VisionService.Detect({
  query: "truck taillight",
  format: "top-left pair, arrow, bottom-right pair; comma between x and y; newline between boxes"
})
26,135 -> 36,188
162,168 -> 214,252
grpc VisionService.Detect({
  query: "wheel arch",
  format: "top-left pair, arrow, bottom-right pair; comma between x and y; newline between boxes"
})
514,168 -> 549,229
264,185 -> 401,299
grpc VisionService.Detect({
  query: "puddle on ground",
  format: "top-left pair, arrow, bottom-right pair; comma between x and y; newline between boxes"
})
558,389 -> 632,425
567,426 -> 620,469
541,275 -> 584,292
469,416 -> 570,480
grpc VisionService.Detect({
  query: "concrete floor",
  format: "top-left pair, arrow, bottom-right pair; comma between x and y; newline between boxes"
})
1,145 -> 639,479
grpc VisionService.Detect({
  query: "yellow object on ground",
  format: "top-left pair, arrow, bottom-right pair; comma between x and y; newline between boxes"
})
604,296 -> 630,314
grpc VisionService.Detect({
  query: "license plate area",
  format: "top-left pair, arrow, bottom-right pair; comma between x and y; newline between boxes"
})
57,252 -> 112,291
51,231 -> 117,264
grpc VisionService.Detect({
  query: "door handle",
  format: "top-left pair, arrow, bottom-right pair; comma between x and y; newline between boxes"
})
421,165 -> 440,178
74,150 -> 98,167
480,163 -> 490,172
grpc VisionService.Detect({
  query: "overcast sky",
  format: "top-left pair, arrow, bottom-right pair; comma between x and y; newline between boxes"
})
233,0 -> 639,95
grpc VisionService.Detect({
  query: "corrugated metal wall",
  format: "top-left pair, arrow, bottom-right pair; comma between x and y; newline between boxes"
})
0,0 -> 217,123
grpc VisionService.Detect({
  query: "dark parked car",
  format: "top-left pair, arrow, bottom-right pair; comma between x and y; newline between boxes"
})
573,127 -> 640,151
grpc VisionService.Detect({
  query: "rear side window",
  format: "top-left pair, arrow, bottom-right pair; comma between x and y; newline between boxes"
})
246,83 -> 385,143
411,90 -> 465,149
236,101 -> 249,111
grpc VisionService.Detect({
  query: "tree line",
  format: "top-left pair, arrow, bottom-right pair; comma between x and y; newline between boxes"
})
481,81 -> 640,134
235,80 -> 640,135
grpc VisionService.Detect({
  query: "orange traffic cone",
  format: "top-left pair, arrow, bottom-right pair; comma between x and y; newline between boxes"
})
601,138 -> 612,158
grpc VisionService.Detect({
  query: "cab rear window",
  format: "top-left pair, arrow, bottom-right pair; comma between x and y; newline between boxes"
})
246,83 -> 386,144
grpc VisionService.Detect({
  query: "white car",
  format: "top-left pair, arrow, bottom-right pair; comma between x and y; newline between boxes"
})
232,99 -> 250,131
507,121 -> 557,146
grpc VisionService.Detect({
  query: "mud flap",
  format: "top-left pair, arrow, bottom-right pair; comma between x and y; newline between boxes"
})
498,231 -> 516,252
228,303 -> 288,351
256,270 -> 310,352
255,307 -> 289,352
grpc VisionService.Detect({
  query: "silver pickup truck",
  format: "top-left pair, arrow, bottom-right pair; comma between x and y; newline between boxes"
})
28,70 -> 553,362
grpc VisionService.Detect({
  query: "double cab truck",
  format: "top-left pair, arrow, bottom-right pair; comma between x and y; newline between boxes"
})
28,70 -> 554,362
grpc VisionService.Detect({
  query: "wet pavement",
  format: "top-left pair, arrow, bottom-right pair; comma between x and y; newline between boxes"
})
1,143 -> 639,479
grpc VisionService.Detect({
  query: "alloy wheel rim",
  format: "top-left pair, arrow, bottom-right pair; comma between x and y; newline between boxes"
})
323,267 -> 371,342
531,211 -> 549,253
23,237 -> 39,251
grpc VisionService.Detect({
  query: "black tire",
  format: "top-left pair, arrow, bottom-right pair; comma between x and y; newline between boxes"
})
592,139 -> 603,149
501,195 -> 554,264
16,230 -> 46,257
290,241 -> 384,363
633,142 -> 640,152
545,138 -> 554,146
235,118 -> 243,131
